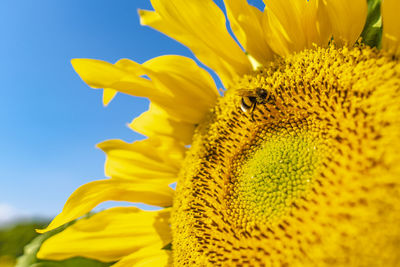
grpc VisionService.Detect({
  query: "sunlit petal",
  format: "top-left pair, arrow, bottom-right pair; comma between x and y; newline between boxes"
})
98,138 -> 186,179
318,0 -> 367,45
112,245 -> 170,267
224,0 -> 275,65
382,0 -> 400,54
130,103 -> 195,145
37,179 -> 174,233
37,207 -> 171,262
263,0 -> 331,57
139,0 -> 252,86
72,56 -> 217,123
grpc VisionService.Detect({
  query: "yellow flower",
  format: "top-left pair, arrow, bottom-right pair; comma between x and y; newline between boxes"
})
37,0 -> 400,266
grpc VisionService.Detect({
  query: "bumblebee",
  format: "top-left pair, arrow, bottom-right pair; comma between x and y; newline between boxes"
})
237,87 -> 271,117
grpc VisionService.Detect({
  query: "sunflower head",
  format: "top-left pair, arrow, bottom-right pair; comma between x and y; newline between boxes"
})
35,0 -> 400,266
172,44 -> 400,265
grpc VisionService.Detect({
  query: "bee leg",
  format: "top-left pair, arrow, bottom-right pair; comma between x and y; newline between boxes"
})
250,103 -> 256,122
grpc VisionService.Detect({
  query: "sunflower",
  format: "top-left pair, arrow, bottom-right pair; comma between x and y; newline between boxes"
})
37,0 -> 400,266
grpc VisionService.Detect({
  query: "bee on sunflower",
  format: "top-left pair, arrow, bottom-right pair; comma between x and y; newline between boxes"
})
36,0 -> 400,266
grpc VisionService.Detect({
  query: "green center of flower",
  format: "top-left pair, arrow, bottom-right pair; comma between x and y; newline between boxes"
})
227,129 -> 323,226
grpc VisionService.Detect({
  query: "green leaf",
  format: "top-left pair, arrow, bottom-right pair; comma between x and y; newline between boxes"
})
360,0 -> 382,48
0,221 -> 48,259
161,242 -> 172,251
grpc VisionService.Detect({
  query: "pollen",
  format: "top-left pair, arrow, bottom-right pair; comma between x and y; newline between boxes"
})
227,128 -> 327,229
171,45 -> 400,266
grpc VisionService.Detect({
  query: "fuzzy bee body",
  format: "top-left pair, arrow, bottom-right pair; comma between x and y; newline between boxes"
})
237,88 -> 270,117
240,95 -> 257,114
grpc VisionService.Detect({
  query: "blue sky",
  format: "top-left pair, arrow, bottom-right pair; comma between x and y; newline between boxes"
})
0,0 -> 263,223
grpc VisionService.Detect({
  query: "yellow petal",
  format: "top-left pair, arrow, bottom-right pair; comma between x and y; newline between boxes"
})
112,245 -> 171,267
98,138 -> 186,179
130,103 -> 195,145
144,136 -> 188,169
139,0 -> 252,86
71,58 -> 154,98
143,55 -> 219,102
37,179 -> 174,233
318,0 -> 367,46
141,55 -> 219,123
37,207 -> 171,262
72,56 -> 218,124
382,0 -> 400,54
71,58 -> 124,88
224,0 -> 275,65
102,88 -> 117,106
263,0 -> 331,57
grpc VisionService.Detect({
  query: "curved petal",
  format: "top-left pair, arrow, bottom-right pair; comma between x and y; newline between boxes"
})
71,58 -> 154,98
144,137 -> 188,169
98,138 -> 186,177
37,207 -> 171,262
224,0 -> 275,65
263,0 -> 331,57
72,56 -> 218,124
112,245 -> 171,267
382,0 -> 400,54
139,0 -> 252,86
37,179 -> 174,233
102,88 -> 117,106
318,0 -> 368,46
141,55 -> 219,123
129,103 -> 195,145
143,55 -> 219,101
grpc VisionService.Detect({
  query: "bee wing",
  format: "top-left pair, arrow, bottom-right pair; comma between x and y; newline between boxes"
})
235,88 -> 256,97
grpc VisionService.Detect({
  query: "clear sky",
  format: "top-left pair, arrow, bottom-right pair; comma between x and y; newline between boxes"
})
0,0 -> 263,224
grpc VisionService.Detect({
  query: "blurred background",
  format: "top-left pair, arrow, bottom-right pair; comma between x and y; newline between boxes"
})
0,0 -> 187,265
0,0 -> 263,265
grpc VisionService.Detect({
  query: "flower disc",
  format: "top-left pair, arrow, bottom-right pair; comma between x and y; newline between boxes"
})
172,46 -> 400,266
